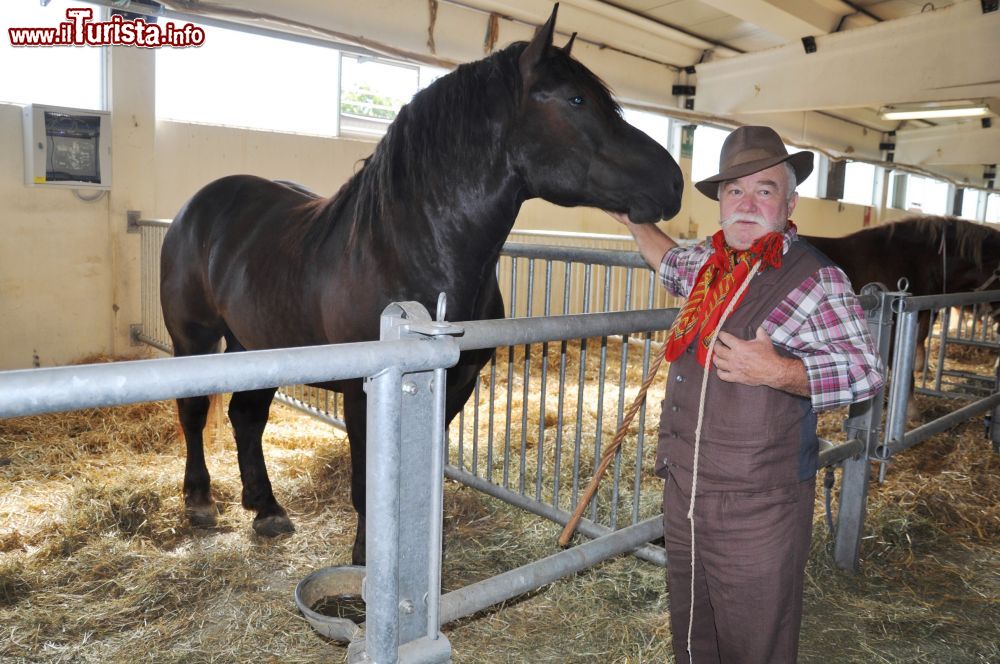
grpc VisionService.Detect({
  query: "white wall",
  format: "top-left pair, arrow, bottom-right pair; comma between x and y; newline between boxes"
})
0,103 -> 114,369
0,42 -> 882,371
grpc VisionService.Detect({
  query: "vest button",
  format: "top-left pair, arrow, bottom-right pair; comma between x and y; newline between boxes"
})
671,432 -> 678,438
675,375 -> 684,383
671,405 -> 679,412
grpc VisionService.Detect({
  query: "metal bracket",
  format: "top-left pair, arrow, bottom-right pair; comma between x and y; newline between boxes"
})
126,210 -> 141,233
380,295 -> 463,342
843,422 -> 882,458
129,323 -> 143,347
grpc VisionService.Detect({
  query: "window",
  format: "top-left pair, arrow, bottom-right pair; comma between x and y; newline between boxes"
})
339,54 -> 418,136
156,23 -> 340,136
903,174 -> 950,215
622,107 -> 672,151
784,144 -> 818,198
986,192 -> 1000,224
690,125 -> 729,183
157,22 -> 448,139
0,0 -> 105,109
960,189 -> 982,221
337,54 -> 448,137
841,161 -> 876,206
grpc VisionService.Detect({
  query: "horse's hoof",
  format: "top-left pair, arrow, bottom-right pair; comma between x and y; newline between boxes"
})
186,502 -> 218,528
253,513 -> 295,538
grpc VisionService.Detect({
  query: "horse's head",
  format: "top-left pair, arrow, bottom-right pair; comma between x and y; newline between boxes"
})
507,6 -> 683,224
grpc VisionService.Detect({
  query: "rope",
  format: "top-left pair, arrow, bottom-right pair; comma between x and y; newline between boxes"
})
558,348 -> 667,546
685,261 -> 762,663
823,466 -> 836,535
938,230 -> 948,294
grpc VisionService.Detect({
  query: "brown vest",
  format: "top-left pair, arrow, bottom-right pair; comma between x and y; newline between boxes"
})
655,239 -> 833,495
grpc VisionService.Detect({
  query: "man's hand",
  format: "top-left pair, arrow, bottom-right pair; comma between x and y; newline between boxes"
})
605,210 -> 630,226
713,327 -> 810,397
603,210 -> 677,271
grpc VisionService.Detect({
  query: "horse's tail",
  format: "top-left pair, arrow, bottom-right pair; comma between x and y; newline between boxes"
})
206,394 -> 226,448
171,393 -> 226,448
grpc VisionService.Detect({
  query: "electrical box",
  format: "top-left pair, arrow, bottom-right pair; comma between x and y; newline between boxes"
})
23,104 -> 111,189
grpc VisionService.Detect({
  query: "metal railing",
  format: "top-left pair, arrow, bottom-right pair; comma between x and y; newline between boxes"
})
918,301 -> 1000,399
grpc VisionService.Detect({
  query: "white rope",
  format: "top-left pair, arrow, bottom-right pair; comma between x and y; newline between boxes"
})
685,260 -> 762,663
938,231 -> 948,294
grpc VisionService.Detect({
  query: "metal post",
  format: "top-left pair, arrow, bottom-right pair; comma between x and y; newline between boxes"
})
882,306 -> 920,482
353,301 -> 458,664
833,286 -> 894,571
361,365 -> 404,664
933,307 -> 950,393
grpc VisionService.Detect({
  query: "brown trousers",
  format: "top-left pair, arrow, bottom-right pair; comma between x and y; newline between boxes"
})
662,472 -> 815,664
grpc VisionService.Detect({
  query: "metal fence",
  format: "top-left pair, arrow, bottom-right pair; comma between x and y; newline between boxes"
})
918,300 -> 999,399
0,310 -> 460,664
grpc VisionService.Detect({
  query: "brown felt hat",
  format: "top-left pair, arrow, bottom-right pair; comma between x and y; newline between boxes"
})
695,126 -> 814,201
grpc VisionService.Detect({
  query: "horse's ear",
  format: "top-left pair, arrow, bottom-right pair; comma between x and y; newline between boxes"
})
563,32 -> 577,56
519,4 -> 558,80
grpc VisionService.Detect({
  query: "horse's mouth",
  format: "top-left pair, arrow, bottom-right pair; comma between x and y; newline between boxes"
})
628,199 -> 681,224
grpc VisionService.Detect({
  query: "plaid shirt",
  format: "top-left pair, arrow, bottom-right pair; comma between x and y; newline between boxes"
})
659,227 -> 884,411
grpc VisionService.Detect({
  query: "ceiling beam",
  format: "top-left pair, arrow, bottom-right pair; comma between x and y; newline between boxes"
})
461,0 -> 729,65
694,1 -> 1000,114
894,123 -> 1000,167
697,0 -> 843,39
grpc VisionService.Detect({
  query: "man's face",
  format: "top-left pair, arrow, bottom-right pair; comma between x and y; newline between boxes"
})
718,163 -> 798,250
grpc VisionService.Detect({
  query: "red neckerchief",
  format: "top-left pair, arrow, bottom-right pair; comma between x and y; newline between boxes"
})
663,223 -> 791,367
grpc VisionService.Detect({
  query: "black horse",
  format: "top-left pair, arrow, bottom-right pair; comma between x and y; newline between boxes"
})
804,215 -> 1000,372
160,7 -> 683,565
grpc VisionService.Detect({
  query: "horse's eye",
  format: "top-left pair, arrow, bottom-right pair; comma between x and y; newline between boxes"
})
569,96 -> 585,106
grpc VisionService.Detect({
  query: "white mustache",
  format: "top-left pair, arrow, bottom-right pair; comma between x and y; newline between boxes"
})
720,212 -> 768,228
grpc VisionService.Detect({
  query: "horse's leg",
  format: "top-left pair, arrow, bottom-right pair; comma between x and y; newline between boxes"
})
909,311 -> 934,420
168,323 -> 223,527
178,393 -> 218,526
342,382 -> 367,565
227,386 -> 294,536
914,311 -> 930,373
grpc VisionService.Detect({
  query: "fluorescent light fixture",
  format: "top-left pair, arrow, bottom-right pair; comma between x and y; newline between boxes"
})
879,101 -> 991,121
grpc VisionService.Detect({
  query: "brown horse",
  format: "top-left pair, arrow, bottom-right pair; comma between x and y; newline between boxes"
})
159,7 -> 683,565
804,215 -> 1000,373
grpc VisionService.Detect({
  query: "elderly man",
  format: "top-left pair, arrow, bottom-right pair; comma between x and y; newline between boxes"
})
611,126 -> 883,663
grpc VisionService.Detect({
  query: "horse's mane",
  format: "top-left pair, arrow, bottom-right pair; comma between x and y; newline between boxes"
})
287,41 -> 620,252
858,215 -> 1000,271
